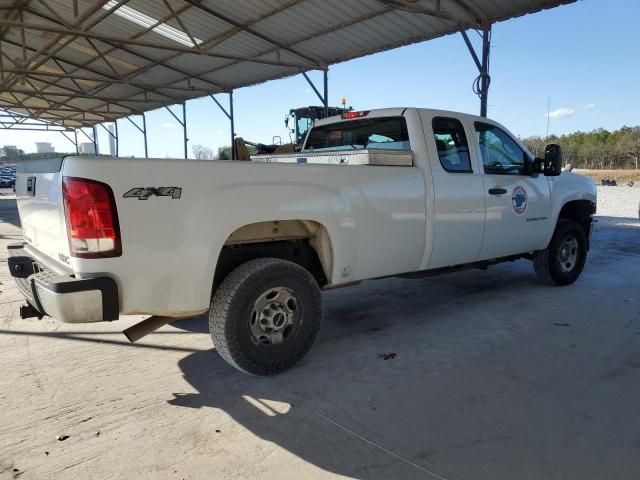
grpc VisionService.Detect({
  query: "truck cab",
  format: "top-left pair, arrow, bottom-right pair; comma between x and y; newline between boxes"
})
300,107 -> 594,270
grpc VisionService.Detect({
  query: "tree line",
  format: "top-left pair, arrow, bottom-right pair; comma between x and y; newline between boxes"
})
522,126 -> 640,170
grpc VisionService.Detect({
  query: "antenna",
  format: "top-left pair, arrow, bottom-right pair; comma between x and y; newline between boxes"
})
546,97 -> 551,141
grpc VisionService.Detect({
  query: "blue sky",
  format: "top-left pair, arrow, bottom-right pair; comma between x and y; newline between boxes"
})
2,0 -> 639,157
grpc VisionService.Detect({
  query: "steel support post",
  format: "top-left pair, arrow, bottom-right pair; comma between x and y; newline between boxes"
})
302,70 -> 327,105
164,104 -> 188,159
323,69 -> 328,117
460,25 -> 492,117
182,102 -> 188,159
209,92 -> 235,159
92,125 -> 98,154
114,120 -> 119,157
479,26 -> 491,118
142,114 -> 148,158
77,127 -> 96,154
74,129 -> 79,154
99,122 -> 118,157
229,91 -> 235,160
59,130 -> 77,152
125,115 -> 148,157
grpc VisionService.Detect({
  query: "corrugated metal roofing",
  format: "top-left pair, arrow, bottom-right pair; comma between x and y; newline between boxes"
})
0,0 -> 575,129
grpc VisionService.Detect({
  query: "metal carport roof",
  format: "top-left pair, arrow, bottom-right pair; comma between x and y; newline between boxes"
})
0,0 -> 575,130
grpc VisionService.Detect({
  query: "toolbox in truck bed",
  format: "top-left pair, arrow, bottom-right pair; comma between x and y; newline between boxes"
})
251,148 -> 413,166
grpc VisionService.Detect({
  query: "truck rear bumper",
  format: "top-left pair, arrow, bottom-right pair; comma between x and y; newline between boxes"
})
7,243 -> 119,323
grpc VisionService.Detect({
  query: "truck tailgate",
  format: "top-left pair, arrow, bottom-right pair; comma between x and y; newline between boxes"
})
16,157 -> 70,263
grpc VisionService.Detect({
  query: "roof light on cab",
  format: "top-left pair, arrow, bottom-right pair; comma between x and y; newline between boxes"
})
341,110 -> 369,120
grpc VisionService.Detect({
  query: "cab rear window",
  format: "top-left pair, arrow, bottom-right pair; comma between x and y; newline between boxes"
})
304,117 -> 410,152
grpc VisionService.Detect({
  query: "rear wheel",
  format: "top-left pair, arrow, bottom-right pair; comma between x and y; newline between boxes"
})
209,258 -> 322,376
533,219 -> 587,286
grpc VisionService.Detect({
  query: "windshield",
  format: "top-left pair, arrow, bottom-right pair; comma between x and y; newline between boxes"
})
296,116 -> 313,144
304,116 -> 410,152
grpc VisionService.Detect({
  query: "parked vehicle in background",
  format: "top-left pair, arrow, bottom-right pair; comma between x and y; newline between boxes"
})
8,108 -> 596,375
0,163 -> 16,189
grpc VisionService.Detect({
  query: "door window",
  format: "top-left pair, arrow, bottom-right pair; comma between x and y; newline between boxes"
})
432,117 -> 472,173
475,122 -> 528,175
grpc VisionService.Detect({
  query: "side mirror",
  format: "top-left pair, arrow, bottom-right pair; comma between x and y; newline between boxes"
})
544,144 -> 562,176
530,157 -> 544,177
284,116 -> 289,128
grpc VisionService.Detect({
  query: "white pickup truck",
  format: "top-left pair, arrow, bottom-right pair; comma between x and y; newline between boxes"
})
9,108 -> 596,375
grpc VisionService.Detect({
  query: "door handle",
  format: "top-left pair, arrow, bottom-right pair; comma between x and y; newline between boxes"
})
488,187 -> 507,195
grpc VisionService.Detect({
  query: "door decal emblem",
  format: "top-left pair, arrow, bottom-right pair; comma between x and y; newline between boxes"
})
512,186 -> 528,215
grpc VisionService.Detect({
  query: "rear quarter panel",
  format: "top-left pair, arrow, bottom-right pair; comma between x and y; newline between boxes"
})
62,156 -> 426,316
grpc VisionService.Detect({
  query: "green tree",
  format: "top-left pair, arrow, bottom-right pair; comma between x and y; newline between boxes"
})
523,125 -> 640,170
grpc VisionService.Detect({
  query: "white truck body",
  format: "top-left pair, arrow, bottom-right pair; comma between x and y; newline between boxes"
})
9,107 -> 596,373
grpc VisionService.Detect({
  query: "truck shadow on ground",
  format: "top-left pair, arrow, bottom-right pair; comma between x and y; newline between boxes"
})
0,198 -> 20,228
590,215 -> 640,261
167,265 -> 550,480
167,217 -> 640,479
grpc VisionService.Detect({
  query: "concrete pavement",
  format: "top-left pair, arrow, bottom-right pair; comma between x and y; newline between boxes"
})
1,194 -> 639,480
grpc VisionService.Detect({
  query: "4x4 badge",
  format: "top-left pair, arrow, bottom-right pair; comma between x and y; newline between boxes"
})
123,187 -> 182,200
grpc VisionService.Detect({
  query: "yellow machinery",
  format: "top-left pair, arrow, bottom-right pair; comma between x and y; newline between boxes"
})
234,105 -> 351,160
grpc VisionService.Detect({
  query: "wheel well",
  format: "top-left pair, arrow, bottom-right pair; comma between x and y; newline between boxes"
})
558,200 -> 594,239
213,220 -> 333,291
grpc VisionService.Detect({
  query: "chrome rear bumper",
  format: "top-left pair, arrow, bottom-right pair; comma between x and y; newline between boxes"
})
7,243 -> 119,323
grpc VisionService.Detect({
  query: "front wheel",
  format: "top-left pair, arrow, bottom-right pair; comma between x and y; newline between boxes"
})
209,258 -> 322,376
533,219 -> 588,286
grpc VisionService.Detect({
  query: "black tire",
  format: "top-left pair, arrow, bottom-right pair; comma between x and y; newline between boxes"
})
533,219 -> 588,286
209,258 -> 322,376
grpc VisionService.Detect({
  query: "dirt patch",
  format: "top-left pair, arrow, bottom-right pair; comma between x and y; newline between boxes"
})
574,169 -> 640,184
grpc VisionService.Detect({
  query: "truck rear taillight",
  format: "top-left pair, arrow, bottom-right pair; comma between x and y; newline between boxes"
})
62,177 -> 122,258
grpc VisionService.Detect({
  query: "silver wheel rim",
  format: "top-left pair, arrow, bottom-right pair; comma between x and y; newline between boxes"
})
250,287 -> 300,346
557,234 -> 579,273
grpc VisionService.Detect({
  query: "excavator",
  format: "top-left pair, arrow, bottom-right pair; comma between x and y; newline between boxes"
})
234,105 -> 351,160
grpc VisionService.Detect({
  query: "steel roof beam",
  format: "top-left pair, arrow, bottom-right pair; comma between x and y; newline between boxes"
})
52,57 -> 87,95
0,19 -> 317,69
449,0 -> 485,24
2,0 -> 132,93
0,95 -> 121,123
16,5 -> 229,93
0,38 -> 211,105
0,37 -> 120,87
1,0 -> 114,89
192,4 -> 398,80
182,0 -> 323,68
0,101 -> 131,117
0,69 -> 214,92
17,1 -> 198,95
0,0 -> 30,43
0,37 -> 177,115
377,0 -> 464,22
6,88 -> 168,104
4,65 -> 142,115
112,0 -> 308,99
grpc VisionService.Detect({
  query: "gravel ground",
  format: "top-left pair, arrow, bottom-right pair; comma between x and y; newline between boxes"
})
596,185 -> 640,219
